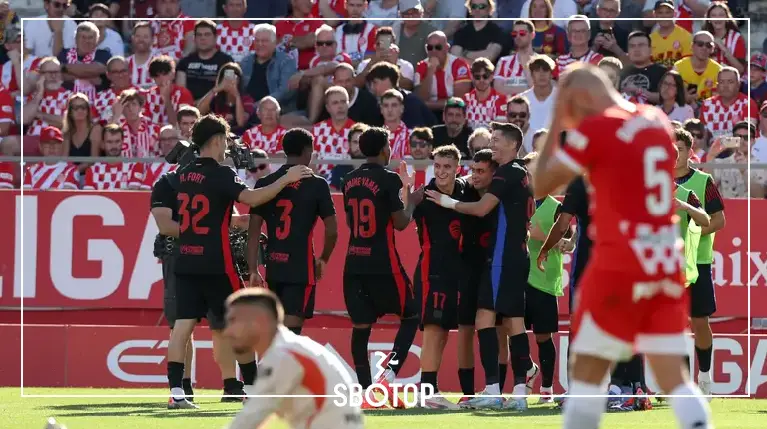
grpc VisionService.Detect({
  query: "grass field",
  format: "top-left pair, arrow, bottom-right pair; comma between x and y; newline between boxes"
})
4,388 -> 767,429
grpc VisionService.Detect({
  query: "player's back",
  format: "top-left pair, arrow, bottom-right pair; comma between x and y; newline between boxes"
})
341,163 -> 404,275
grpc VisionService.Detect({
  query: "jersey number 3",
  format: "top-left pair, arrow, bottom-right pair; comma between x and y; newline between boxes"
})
178,193 -> 210,235
276,200 -> 293,240
643,147 -> 672,216
348,198 -> 376,238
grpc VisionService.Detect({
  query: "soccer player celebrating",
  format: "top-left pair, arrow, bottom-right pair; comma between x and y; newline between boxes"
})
413,144 -> 478,410
534,64 -> 712,429
340,127 -> 424,409
426,122 -> 537,410
247,128 -> 339,336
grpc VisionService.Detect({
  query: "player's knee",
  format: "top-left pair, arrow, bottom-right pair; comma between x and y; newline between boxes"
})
475,309 -> 495,328
352,323 -> 372,330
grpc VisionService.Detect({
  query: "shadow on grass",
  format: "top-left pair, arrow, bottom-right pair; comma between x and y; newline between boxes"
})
362,406 -> 564,417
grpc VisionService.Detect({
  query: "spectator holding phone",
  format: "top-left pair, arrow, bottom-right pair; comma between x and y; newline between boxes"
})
197,62 -> 250,131
706,121 -> 762,198
674,31 -> 722,102
589,0 -> 629,63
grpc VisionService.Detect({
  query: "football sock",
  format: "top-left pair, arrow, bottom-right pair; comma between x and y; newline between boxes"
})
510,333 -> 531,385
421,371 -> 439,393
477,328 -> 499,385
562,380 -> 607,429
390,317 -> 418,375
498,363 -> 508,392
182,378 -> 193,395
696,346 -> 713,373
223,378 -> 240,392
351,327 -> 373,388
167,361 -> 184,400
239,360 -> 258,386
670,382 -> 712,429
611,362 -> 627,387
288,326 -> 302,335
537,338 -> 556,388
625,354 -> 643,389
458,367 -> 475,396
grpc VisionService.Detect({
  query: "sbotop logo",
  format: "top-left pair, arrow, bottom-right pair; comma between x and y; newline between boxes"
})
333,352 -> 434,408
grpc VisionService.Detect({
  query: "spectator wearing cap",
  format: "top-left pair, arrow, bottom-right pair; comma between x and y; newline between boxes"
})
217,0 -> 257,63
415,31 -> 472,116
620,31 -> 667,105
495,20 -> 536,96
706,121 -> 762,198
336,0 -> 379,66
649,0 -> 692,69
177,20 -> 235,101
673,31 -> 722,102
365,0 -> 400,27
506,95 -> 532,153
57,22 -> 111,102
519,56 -> 556,152
24,0 -> 77,58
698,67 -> 757,140
23,126 -> 80,190
451,0 -> 507,65
431,97 -> 473,157
23,57 -> 70,138
589,0 -> 629,63
393,0 -> 435,69
520,0 -> 577,28
3,24 -> 40,105
527,0 -> 568,59
750,53 -> 767,106
367,61 -> 435,127
556,16 -> 604,71
356,27 -> 415,90
702,2 -> 745,75
89,3 -> 125,57
463,57 -> 508,130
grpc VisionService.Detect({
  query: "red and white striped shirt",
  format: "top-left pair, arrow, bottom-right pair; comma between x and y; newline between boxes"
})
23,162 -> 79,190
312,118 -> 355,178
713,30 -> 746,68
120,117 -> 161,158
675,0 -> 694,33
309,52 -> 353,69
143,85 -> 195,125
334,22 -> 377,63
0,86 -> 16,124
83,162 -> 135,190
495,54 -> 530,87
1,56 -> 41,95
26,88 -> 71,136
407,163 -> 434,188
463,88 -> 508,130
93,87 -> 142,123
414,54 -> 472,102
556,50 -> 603,72
699,93 -> 758,139
241,125 -> 287,154
127,162 -> 178,190
386,121 -> 412,159
0,162 -> 15,189
217,21 -> 257,63
152,17 -> 195,61
127,54 -> 156,89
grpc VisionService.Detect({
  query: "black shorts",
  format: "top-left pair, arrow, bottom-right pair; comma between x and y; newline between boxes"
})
416,266 -> 460,330
477,256 -> 529,318
458,266 -> 482,326
175,273 -> 240,330
689,264 -> 716,318
268,281 -> 316,319
524,284 -> 559,334
343,270 -> 418,325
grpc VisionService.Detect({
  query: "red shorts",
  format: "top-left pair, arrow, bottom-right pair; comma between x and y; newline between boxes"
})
570,265 -> 690,362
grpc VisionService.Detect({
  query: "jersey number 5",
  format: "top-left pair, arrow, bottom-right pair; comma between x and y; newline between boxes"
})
348,198 -> 376,238
276,200 -> 293,240
643,147 -> 672,216
178,193 -> 210,235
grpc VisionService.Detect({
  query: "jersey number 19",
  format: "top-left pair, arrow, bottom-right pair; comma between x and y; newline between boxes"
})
348,198 -> 376,238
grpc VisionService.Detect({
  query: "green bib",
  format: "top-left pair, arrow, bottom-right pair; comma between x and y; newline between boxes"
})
528,196 -> 564,297
683,169 -> 715,263
676,186 -> 702,286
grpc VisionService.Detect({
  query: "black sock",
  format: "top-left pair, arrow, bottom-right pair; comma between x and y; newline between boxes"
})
390,318 -> 418,375
182,378 -> 193,396
510,333 -> 531,386
223,377 -> 241,393
239,360 -> 258,385
421,371 -> 439,392
625,354 -> 643,388
477,328 -> 499,385
537,338 -> 556,388
167,361 -> 184,391
458,368 -> 474,395
684,355 -> 692,376
352,327 -> 373,388
288,326 -> 302,335
611,362 -> 627,387
498,363 -> 508,392
696,346 -> 713,373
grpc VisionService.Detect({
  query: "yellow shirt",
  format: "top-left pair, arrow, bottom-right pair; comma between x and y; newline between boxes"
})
651,26 -> 693,69
673,58 -> 722,100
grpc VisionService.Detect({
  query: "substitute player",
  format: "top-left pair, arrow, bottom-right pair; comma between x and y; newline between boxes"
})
534,64 -> 712,429
165,115 -> 312,409
413,144 -> 478,410
427,122 -> 538,411
247,128 -> 339,335
340,127 -> 425,409
224,288 -> 364,429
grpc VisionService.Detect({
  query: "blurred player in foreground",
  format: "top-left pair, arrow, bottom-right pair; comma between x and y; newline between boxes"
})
224,288 -> 364,429
533,64 -> 713,429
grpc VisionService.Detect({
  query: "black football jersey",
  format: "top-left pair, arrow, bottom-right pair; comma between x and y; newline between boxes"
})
486,159 -> 534,264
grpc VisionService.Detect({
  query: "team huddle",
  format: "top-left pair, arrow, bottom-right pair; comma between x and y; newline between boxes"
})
150,63 -> 717,429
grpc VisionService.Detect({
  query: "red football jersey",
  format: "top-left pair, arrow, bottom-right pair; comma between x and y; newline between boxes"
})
555,104 -> 682,280
275,19 -> 323,70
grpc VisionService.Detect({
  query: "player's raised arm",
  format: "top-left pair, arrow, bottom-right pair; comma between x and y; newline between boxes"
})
391,161 -> 425,231
238,166 -> 313,207
150,175 -> 180,238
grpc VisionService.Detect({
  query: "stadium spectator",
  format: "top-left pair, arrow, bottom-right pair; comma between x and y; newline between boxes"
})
319,63 -> 383,126
217,0 -> 257,63
23,126 -> 79,190
506,95 -> 532,153
451,0 -> 507,64
116,0 -> 156,20
93,56 -> 137,123
703,2 -> 745,75
674,31 -> 722,102
89,3 -> 125,57
312,0 -> 347,21
381,88 -> 411,159
24,57 -> 69,137
655,70 -> 695,122
707,121 -> 759,198
650,0 -> 692,69
198,62 -> 250,131
619,31 -> 666,105
83,123 -> 135,190
275,1 -> 323,71
528,0 -> 568,58
588,0 -> 629,62
144,55 -> 194,127
521,0 -> 577,27
366,61 -> 435,127
58,22 -> 110,101
684,118 -> 709,161
556,16 -> 603,71
240,148 -> 270,188
494,20 -> 536,96
468,127 -> 491,156
152,0 -> 195,61
113,88 -> 161,157
643,0 -> 708,34
365,0 -> 400,26
415,31 -> 471,115
0,85 -> 17,154
356,27 -> 415,90
312,86 -> 355,179
329,121 -> 368,189
177,105 -> 200,140
128,125 -> 182,190
430,0 -> 466,39
393,0 -> 434,68
431,97 -> 472,157
3,24 -> 39,103
177,20 -> 235,101
464,57 -> 507,130
519,56 -> 556,149
699,67 -> 757,140
598,56 -> 622,89
127,22 -> 157,90
406,127 -> 434,187
297,25 -> 352,122
336,0 -> 378,66
0,0 -> 19,53
240,24 -> 299,119
750,53 -> 767,106
62,93 -> 102,171
24,0 -> 77,57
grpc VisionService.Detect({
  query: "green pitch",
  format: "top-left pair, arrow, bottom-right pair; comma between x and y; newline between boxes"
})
4,388 -> 766,429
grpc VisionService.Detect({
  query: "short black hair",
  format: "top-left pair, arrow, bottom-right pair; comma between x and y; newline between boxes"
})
194,19 -> 217,35
473,149 -> 498,168
490,122 -> 524,151
359,127 -> 390,157
148,55 -> 174,78
226,288 -> 284,323
628,30 -> 651,47
192,114 -> 230,148
366,62 -> 400,87
282,128 -> 314,157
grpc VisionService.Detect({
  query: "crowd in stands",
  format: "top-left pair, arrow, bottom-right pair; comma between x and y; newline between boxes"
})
0,0 -> 765,198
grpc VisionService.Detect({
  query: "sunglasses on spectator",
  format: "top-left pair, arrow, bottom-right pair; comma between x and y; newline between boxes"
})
316,40 -> 335,47
251,164 -> 269,172
426,44 -> 443,51
70,104 -> 88,111
410,139 -> 430,148
473,73 -> 491,80
694,40 -> 713,48
507,112 -> 528,119
470,3 -> 489,10
511,30 -> 528,38
690,132 -> 704,139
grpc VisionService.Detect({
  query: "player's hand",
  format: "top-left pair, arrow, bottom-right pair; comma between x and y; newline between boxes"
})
398,160 -> 413,188
285,165 -> 313,183
315,258 -> 327,280
249,271 -> 266,288
411,185 -> 426,205
537,250 -> 548,271
425,189 -> 458,209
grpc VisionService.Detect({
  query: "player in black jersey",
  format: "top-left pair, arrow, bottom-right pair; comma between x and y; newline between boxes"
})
247,128 -> 339,336
427,122 -> 536,410
413,144 -> 478,410
164,114 -> 312,409
340,126 -> 424,409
